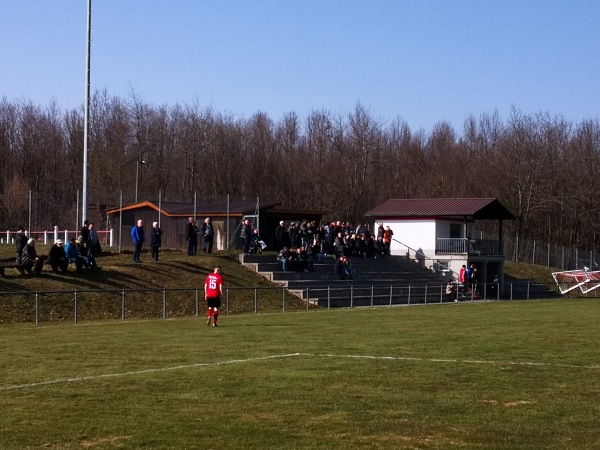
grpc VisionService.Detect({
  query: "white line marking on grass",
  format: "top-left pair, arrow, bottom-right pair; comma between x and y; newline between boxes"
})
3,352 -> 598,392
301,353 -> 600,370
0,353 -> 301,391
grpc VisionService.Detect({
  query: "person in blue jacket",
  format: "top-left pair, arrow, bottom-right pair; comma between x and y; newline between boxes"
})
131,219 -> 145,263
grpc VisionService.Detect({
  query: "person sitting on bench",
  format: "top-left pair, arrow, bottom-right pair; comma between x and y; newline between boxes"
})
46,240 -> 69,272
335,255 -> 356,280
65,237 -> 88,272
22,238 -> 45,275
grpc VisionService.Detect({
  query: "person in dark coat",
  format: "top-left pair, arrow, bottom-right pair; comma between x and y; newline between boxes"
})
15,225 -> 27,275
201,217 -> 214,253
335,255 -> 356,280
80,219 -> 91,253
185,217 -> 197,256
22,238 -> 45,275
274,221 -> 287,251
150,221 -> 163,262
15,226 -> 27,267
47,239 -> 68,271
241,219 -> 252,254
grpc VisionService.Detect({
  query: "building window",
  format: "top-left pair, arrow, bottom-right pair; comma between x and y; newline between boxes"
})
449,223 -> 462,239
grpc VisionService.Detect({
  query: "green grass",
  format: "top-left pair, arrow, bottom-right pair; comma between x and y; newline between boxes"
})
0,248 -> 308,323
1,300 -> 599,449
504,260 -> 558,284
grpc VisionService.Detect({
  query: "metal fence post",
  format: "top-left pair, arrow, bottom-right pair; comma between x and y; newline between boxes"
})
389,286 -> 393,306
327,286 -> 330,310
282,287 -> 286,313
350,286 -> 354,308
195,289 -> 199,317
254,288 -> 258,314
121,290 -> 125,321
425,284 -> 428,304
408,285 -> 411,306
226,288 -> 229,315
163,289 -> 167,319
371,286 -> 374,307
35,293 -> 39,326
74,291 -> 78,324
306,288 -> 310,311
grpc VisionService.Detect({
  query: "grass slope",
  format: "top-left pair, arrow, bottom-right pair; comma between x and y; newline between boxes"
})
0,248 -> 307,323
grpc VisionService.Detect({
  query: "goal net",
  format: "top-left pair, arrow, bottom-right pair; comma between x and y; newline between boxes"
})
580,271 -> 600,294
552,269 -> 600,294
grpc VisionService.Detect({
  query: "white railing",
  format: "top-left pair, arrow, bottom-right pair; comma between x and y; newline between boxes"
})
0,226 -> 115,247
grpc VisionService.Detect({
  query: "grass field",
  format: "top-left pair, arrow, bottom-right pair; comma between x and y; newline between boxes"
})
1,299 -> 599,449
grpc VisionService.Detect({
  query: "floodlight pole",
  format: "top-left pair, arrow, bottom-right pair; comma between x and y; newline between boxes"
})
82,0 -> 92,225
135,159 -> 145,203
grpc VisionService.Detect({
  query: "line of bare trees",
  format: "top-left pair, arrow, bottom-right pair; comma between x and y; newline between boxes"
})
1,92 -> 599,257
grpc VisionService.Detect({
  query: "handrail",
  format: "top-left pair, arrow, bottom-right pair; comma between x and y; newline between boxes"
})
392,238 -> 450,272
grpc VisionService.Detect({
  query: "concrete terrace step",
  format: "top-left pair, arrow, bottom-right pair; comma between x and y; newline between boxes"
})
243,256 -> 440,274
240,254 -> 559,304
269,270 -> 442,282
282,279 -> 448,290
241,253 -> 421,268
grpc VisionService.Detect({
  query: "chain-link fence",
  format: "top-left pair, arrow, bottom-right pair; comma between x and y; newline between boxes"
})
504,236 -> 598,270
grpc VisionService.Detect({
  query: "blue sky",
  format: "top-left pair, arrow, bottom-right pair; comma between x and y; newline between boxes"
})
1,1 -> 598,132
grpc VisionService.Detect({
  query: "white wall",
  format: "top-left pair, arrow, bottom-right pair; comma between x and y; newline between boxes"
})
383,220 -> 436,256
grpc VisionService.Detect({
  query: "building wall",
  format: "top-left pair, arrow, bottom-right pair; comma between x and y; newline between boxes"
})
110,209 -> 246,251
109,205 -> 324,252
380,219 -> 436,256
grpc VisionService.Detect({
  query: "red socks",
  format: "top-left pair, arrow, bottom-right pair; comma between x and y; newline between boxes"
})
207,308 -> 219,325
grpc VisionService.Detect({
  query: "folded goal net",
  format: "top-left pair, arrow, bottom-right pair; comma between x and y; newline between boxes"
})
552,269 -> 600,294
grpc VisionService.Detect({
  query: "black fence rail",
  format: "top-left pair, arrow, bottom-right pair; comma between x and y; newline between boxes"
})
1,282 -> 597,326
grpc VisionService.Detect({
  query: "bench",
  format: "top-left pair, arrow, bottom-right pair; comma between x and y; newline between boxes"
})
0,261 -> 26,276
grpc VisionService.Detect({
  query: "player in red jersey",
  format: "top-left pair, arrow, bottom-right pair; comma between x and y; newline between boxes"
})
205,266 -> 224,327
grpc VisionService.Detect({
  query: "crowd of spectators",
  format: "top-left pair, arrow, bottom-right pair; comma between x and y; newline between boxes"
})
275,220 -> 390,260
274,220 -> 394,278
12,222 -> 102,276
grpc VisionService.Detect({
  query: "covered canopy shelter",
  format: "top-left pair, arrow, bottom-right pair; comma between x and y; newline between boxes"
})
365,198 -> 516,286
106,199 -> 327,251
366,197 -> 515,243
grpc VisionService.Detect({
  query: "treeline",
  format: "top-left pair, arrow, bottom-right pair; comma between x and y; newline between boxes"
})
1,92 -> 599,255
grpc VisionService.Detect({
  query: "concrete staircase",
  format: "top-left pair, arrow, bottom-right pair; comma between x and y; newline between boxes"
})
240,253 -> 451,307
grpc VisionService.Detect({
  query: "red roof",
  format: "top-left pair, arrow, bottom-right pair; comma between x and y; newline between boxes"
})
365,198 -> 515,220
106,200 -> 282,217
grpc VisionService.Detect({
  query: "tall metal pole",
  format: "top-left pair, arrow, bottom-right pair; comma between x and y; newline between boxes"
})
135,159 -> 140,203
118,190 -> 123,253
76,189 -> 80,232
226,194 -> 230,250
28,190 -> 32,237
82,0 -> 92,224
